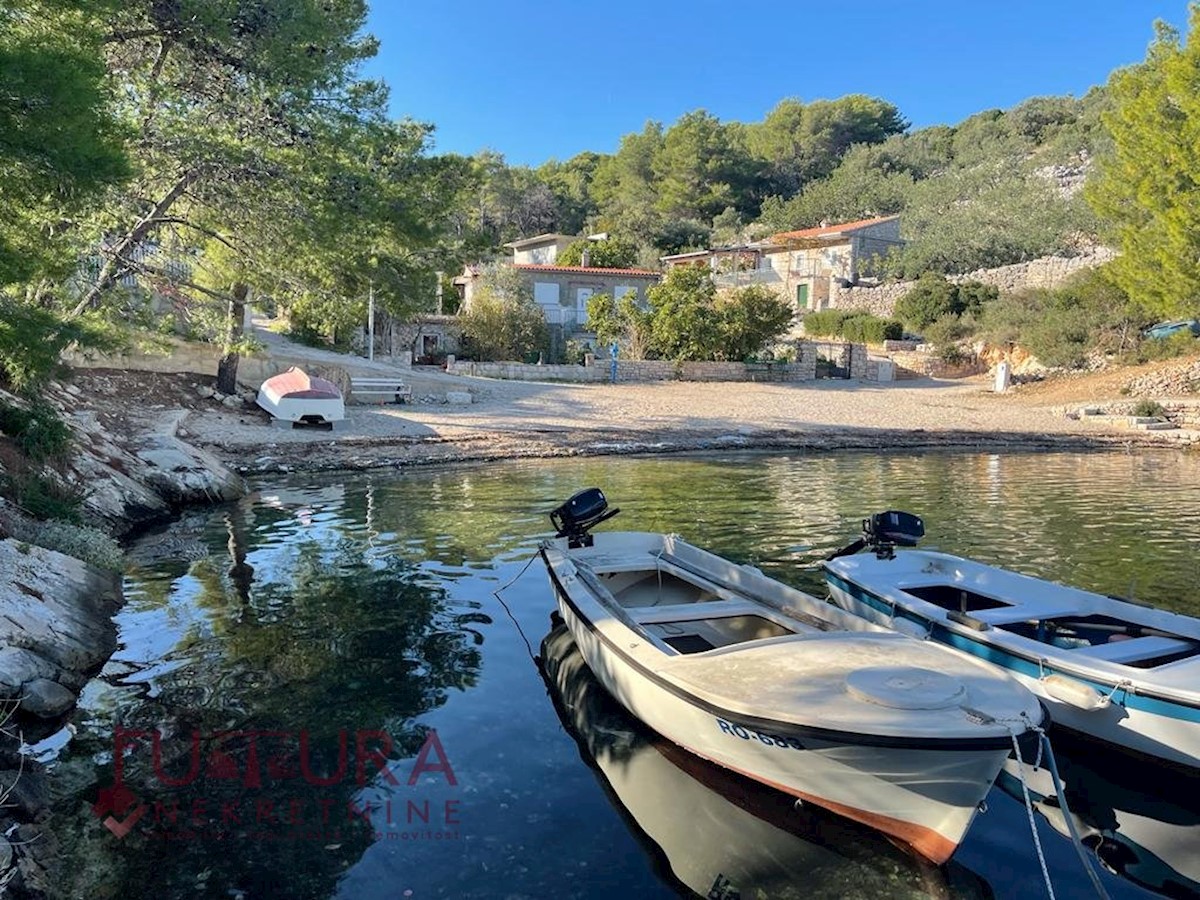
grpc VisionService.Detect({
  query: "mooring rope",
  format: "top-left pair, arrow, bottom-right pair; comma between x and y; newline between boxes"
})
492,549 -> 542,665
1009,729 -> 1057,900
1040,733 -> 1111,900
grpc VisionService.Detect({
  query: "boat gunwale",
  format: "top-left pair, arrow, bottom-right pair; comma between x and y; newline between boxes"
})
542,545 -> 1029,752
823,566 -> 1200,710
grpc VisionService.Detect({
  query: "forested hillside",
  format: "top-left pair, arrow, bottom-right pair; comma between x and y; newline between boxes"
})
461,91 -> 1108,276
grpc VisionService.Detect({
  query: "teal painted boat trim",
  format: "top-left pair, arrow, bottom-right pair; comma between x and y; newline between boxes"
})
824,570 -> 1200,725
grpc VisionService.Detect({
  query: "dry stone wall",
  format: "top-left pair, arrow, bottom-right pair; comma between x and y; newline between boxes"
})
829,248 -> 1118,319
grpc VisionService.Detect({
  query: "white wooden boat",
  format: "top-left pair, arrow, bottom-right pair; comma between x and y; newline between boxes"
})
539,489 -> 1044,864
823,511 -> 1200,769
539,624 -> 964,898
256,367 -> 345,425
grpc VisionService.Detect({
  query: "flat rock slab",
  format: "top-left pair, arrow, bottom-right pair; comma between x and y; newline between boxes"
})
0,538 -> 120,675
445,391 -> 472,405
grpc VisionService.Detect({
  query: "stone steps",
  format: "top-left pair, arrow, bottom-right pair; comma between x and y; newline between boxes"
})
1071,406 -> 1200,442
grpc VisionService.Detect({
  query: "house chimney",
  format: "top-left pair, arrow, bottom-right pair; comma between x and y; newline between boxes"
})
581,248 -> 590,268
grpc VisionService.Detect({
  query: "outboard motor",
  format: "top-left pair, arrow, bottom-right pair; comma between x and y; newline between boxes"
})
550,487 -> 621,548
826,510 -> 924,561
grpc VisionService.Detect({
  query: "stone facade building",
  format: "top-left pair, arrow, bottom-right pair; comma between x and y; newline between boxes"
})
661,216 -> 904,313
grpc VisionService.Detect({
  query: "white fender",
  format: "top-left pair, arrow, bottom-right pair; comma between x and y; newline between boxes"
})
1041,674 -> 1111,711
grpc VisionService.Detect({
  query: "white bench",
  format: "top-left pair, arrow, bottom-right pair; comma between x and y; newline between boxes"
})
349,377 -> 413,404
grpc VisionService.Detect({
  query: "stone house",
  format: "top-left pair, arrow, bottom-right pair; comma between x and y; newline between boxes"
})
762,215 -> 902,312
660,215 -> 903,313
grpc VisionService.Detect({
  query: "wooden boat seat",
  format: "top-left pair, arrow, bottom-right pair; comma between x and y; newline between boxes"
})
1070,635 -> 1198,665
628,599 -> 763,625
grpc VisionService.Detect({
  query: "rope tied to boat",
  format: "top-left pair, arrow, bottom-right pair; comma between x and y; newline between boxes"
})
492,549 -> 544,666
1008,727 -> 1057,900
1007,723 -> 1111,900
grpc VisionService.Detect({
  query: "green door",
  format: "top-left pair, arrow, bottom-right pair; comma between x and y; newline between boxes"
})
796,283 -> 809,309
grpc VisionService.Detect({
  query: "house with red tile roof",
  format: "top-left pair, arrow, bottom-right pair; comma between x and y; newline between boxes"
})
762,216 -> 902,311
454,234 -> 662,333
660,215 -> 903,313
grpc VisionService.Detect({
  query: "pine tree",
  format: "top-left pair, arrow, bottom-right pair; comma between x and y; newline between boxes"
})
1086,11 -> 1200,318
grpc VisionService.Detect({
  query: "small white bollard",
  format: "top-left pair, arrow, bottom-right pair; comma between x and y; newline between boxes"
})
994,361 -> 1011,393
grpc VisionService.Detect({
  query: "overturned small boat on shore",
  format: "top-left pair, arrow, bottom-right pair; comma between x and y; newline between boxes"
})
823,511 -> 1200,769
256,367 -> 345,426
538,489 -> 1044,863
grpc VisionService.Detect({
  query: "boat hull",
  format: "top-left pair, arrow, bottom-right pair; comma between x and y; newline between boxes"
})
548,567 -> 1010,863
825,568 -> 1200,769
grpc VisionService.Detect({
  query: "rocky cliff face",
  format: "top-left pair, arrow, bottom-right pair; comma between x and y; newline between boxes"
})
0,370 -> 246,897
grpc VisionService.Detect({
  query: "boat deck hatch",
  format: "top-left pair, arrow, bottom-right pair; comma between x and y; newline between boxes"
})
903,585 -> 1012,612
997,614 -> 1200,668
647,614 -> 794,654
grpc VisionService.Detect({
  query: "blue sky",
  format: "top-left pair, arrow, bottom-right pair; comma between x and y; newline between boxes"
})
364,0 -> 1189,166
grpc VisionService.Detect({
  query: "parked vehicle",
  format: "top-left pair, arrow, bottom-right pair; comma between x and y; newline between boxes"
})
1143,319 -> 1200,340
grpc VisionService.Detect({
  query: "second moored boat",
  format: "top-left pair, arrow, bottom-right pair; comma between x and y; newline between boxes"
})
823,510 -> 1200,769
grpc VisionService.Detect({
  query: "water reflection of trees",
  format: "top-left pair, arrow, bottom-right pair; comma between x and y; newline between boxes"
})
60,531 -> 482,900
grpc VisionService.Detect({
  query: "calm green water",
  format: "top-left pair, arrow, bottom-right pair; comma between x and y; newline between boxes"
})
48,450 -> 1200,899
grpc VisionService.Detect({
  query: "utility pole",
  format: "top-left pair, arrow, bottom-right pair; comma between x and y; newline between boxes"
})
367,281 -> 375,361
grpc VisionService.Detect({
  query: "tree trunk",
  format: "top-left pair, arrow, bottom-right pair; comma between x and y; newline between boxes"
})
71,169 -> 198,317
215,281 -> 249,395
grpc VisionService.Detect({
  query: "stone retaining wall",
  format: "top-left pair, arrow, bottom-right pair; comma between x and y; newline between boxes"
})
443,340 -> 912,384
829,248 -> 1118,319
888,350 -> 988,379
1163,401 -> 1200,427
447,357 -> 820,383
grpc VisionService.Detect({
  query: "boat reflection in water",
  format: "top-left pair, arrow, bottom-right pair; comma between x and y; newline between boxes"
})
996,732 -> 1200,900
539,622 -> 989,900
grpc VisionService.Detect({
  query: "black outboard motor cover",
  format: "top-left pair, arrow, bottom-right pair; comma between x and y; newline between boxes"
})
550,488 -> 620,546
867,511 -> 925,547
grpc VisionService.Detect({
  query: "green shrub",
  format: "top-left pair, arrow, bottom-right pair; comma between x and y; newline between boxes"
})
939,344 -> 970,364
802,309 -> 859,337
955,280 -> 999,315
0,401 -> 73,462
16,521 -> 123,571
894,275 -> 999,333
895,273 -> 960,330
977,267 -> 1143,368
840,316 -> 903,343
1123,331 -> 1198,365
923,314 -> 977,347
1131,399 -> 1166,418
1,470 -> 84,522
804,311 -> 900,343
0,298 -> 112,391
459,264 -> 549,362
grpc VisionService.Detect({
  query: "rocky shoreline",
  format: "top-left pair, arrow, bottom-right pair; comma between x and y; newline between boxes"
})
207,423 -> 1141,478
0,378 -> 244,897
